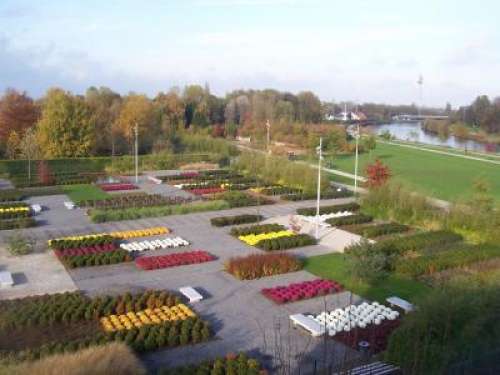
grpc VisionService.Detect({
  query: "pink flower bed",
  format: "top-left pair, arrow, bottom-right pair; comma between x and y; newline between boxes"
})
189,187 -> 225,195
135,250 -> 216,270
261,279 -> 343,304
54,243 -> 118,257
99,183 -> 139,192
181,172 -> 199,178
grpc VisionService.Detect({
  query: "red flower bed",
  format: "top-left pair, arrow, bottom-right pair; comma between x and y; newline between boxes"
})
135,250 -> 216,270
261,279 -> 343,304
54,243 -> 118,257
333,319 -> 400,354
99,183 -> 139,192
181,172 -> 199,178
189,187 -> 225,195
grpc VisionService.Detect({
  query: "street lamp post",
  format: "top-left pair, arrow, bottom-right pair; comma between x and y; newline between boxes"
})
134,122 -> 139,184
266,120 -> 271,154
354,123 -> 360,195
315,137 -> 323,240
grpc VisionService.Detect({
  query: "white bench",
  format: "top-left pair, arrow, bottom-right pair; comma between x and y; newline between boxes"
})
386,296 -> 414,313
30,204 -> 42,214
0,271 -> 14,288
147,176 -> 162,185
179,286 -> 203,303
64,201 -> 76,210
290,314 -> 325,337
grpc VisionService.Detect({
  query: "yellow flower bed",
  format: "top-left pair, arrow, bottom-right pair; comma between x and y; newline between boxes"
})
0,207 -> 29,213
49,226 -> 169,244
100,304 -> 196,332
239,230 -> 296,246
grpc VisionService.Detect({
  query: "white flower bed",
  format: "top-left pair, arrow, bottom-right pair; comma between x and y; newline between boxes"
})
120,236 -> 189,252
300,211 -> 353,224
309,302 -> 399,336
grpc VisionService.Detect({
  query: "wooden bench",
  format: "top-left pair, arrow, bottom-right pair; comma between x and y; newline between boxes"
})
0,271 -> 14,288
386,296 -> 414,313
290,314 -> 325,337
179,287 -> 203,303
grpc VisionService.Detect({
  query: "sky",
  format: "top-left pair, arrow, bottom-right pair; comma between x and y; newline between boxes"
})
0,0 -> 499,107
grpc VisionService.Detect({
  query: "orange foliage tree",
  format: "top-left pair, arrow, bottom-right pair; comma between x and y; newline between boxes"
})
365,159 -> 391,188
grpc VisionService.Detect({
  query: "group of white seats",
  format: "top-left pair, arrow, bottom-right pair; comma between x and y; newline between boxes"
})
301,211 -> 353,224
310,302 -> 399,337
119,237 -> 189,252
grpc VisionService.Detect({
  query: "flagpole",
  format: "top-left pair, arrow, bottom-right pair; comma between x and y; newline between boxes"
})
315,137 -> 322,240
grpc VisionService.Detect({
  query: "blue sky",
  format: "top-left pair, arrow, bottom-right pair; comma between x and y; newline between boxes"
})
0,0 -> 499,106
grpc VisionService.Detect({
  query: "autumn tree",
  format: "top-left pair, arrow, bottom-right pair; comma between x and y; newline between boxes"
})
37,88 -> 96,157
365,159 -> 391,188
19,127 -> 41,182
5,131 -> 21,159
0,89 -> 39,142
152,91 -> 185,152
114,94 -> 154,153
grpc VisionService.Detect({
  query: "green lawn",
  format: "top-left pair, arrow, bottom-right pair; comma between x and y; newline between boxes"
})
326,142 -> 500,202
62,184 -> 110,203
304,253 -> 430,303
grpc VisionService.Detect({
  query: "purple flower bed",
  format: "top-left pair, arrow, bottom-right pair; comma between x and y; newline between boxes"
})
262,279 -> 343,304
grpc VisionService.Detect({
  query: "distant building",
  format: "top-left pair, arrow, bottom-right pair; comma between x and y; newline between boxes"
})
325,110 -> 367,122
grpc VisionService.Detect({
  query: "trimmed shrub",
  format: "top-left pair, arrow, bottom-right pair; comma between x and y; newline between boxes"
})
256,234 -> 317,251
0,217 -> 36,230
297,202 -> 360,216
230,223 -> 285,237
225,253 -> 303,280
326,213 -> 373,226
210,214 -> 263,227
361,223 -> 409,238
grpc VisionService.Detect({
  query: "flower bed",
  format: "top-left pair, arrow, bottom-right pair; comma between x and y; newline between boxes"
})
120,237 -> 189,252
239,230 -> 295,246
0,217 -> 36,230
189,187 -> 226,195
230,223 -> 285,237
262,279 -> 343,304
297,203 -> 360,216
256,234 -> 317,251
361,223 -> 409,238
0,189 -> 24,202
60,249 -> 133,268
100,303 -> 196,331
135,250 -> 216,270
210,214 -> 263,227
225,253 -> 303,280
0,204 -> 31,219
0,290 -> 211,361
80,193 -> 192,209
326,213 -> 373,226
160,353 -> 262,375
54,242 -> 118,257
98,183 -> 139,192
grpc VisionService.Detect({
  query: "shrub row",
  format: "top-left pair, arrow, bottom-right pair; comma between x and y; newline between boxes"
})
61,250 -> 133,269
256,234 -> 317,251
157,353 -> 262,375
230,223 -> 285,237
216,191 -> 272,208
0,217 -> 36,230
0,290 -> 180,330
89,200 -> 230,223
282,189 -> 353,201
362,223 -> 409,238
19,185 -> 64,197
225,253 -> 303,280
297,202 -> 360,216
49,235 -> 116,250
326,213 -> 373,226
79,193 -> 192,209
0,189 -> 24,202
259,186 -> 302,196
395,244 -> 500,277
210,214 -> 263,227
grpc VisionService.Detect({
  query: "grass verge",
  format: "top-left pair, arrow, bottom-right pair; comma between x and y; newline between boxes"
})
62,184 -> 110,203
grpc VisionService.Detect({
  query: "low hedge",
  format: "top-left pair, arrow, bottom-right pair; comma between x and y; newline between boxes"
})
49,235 -> 116,250
210,214 -> 263,227
395,244 -> 500,277
19,186 -> 64,197
362,223 -> 409,238
0,217 -> 36,230
260,186 -> 302,196
297,202 -> 360,216
230,223 -> 285,237
256,234 -> 317,251
283,189 -> 353,201
326,213 -> 373,226
377,230 -> 463,256
216,191 -> 272,208
157,353 -> 262,375
61,250 -> 133,268
225,253 -> 303,280
89,200 -> 230,223
0,189 -> 24,202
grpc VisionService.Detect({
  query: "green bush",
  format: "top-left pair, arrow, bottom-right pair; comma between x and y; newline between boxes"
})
361,223 -> 409,238
0,189 -> 24,202
230,223 -> 285,237
297,202 -> 360,216
256,234 -> 317,251
216,191 -> 272,208
345,239 -> 390,282
19,186 -> 65,196
395,244 -> 500,277
6,232 -> 36,256
326,213 -> 373,226
0,217 -> 36,230
282,188 -> 353,201
61,250 -> 132,269
210,214 -> 263,227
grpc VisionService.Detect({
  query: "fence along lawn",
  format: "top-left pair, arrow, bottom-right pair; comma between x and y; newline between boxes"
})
328,142 -> 500,202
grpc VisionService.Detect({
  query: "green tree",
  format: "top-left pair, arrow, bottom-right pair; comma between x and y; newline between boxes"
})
37,88 -> 96,157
